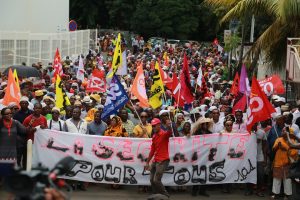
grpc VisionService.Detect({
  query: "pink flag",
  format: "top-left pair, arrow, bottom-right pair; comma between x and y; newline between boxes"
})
239,64 -> 250,95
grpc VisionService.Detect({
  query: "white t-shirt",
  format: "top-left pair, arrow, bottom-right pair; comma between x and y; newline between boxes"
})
64,118 -> 88,134
47,119 -> 65,131
212,120 -> 224,133
256,129 -> 266,162
293,109 -> 300,124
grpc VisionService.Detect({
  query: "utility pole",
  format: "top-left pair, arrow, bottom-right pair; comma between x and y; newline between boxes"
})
250,15 -> 255,43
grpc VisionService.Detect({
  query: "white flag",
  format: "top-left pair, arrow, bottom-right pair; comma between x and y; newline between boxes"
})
76,56 -> 85,82
217,44 -> 224,52
196,67 -> 202,87
116,51 -> 127,75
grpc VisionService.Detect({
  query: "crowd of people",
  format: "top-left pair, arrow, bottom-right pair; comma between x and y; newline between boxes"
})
0,32 -> 300,200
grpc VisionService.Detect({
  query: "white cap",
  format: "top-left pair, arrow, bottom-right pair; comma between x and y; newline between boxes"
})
190,108 -> 201,114
199,105 -> 208,111
209,106 -> 218,112
8,102 -> 18,107
275,97 -> 286,103
272,95 -> 280,100
83,96 -> 92,104
20,96 -> 29,103
96,104 -> 104,109
71,82 -> 78,87
52,107 -> 60,112
283,112 -> 290,116
159,110 -> 170,116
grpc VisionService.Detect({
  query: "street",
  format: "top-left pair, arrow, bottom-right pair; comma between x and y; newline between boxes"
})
1,184 -> 270,200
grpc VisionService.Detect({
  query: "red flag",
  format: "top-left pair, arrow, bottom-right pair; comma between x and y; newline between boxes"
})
230,72 -> 240,96
158,63 -> 173,89
180,54 -> 194,104
201,76 -> 211,98
86,69 -> 106,93
171,74 -> 185,107
259,74 -> 285,96
246,77 -> 276,132
53,48 -> 63,78
213,38 -> 219,46
232,92 -> 247,112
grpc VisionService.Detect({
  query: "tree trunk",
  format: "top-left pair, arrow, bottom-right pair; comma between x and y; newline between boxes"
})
250,49 -> 260,77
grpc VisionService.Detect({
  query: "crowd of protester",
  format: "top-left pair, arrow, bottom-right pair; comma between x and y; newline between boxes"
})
0,32 -> 300,200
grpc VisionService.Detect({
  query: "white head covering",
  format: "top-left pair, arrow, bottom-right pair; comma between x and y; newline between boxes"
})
20,96 -> 29,103
159,110 -> 170,116
209,106 -> 218,112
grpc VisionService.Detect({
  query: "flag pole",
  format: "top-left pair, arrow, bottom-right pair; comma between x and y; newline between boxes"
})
167,109 -> 176,138
129,99 -> 143,125
194,83 -> 198,93
176,85 -> 181,111
162,92 -> 167,104
121,74 -> 144,126
162,91 -> 176,137
191,103 -> 197,121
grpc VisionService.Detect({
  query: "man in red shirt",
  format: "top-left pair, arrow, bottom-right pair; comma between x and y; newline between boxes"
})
146,118 -> 172,198
23,103 -> 47,142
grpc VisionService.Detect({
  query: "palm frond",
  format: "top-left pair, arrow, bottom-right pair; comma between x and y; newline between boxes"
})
277,0 -> 300,21
220,0 -> 276,24
253,19 -> 285,52
204,0 -> 241,8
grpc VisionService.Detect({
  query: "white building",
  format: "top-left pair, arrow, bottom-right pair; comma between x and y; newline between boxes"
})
0,0 -> 96,69
0,0 -> 69,33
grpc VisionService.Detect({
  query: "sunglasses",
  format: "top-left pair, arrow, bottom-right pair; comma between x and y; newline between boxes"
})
141,116 -> 148,118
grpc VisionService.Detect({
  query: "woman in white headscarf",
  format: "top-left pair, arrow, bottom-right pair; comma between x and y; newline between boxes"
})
174,113 -> 185,136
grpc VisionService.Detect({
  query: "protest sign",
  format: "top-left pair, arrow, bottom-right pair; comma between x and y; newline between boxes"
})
33,129 -> 257,186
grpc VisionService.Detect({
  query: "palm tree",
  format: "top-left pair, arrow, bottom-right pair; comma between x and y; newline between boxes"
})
205,0 -> 300,71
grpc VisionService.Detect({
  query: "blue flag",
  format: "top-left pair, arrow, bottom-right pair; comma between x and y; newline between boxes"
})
101,76 -> 129,119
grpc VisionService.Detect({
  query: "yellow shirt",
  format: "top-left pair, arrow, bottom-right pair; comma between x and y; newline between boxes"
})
133,124 -> 152,138
273,137 -> 298,167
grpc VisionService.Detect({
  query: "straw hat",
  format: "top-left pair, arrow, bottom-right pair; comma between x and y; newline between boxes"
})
197,117 -> 213,124
90,94 -> 101,103
35,90 -> 44,97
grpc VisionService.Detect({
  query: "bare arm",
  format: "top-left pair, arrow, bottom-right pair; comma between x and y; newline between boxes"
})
287,132 -> 300,149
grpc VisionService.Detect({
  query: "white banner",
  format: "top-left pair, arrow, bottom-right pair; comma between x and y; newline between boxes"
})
33,129 -> 257,186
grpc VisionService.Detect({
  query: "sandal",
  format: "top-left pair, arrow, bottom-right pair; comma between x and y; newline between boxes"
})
256,192 -> 264,197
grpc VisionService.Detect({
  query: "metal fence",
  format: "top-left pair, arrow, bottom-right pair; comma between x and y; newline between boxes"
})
0,29 -> 97,70
286,38 -> 300,83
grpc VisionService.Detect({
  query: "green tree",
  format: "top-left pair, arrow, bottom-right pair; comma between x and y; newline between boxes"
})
205,0 -> 300,69
70,0 -> 107,28
105,0 -> 138,30
69,0 -> 220,41
131,0 -> 200,39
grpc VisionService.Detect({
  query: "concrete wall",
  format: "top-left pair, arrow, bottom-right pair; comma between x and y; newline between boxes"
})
0,0 -> 69,33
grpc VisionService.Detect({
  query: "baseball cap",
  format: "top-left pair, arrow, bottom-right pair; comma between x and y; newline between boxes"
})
151,118 -> 161,126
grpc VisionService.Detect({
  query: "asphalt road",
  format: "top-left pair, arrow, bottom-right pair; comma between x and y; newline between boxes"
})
1,184 -> 272,200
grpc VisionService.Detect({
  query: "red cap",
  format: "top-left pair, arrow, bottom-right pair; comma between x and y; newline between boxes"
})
151,118 -> 161,126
